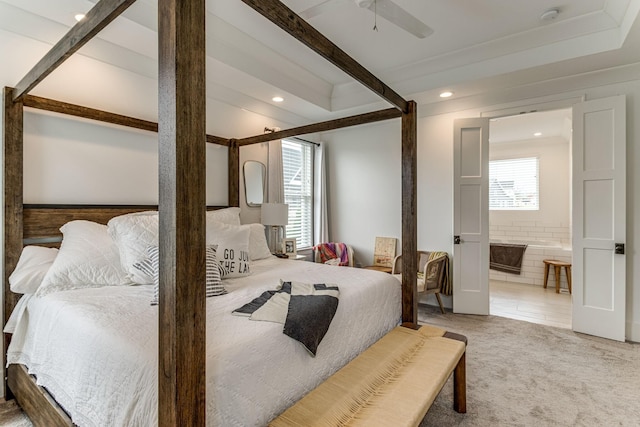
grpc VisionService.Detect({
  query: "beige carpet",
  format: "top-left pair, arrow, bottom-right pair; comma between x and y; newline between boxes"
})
418,304 -> 640,426
1,307 -> 638,426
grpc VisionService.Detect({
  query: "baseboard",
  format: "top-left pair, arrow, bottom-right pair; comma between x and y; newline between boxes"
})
626,320 -> 640,343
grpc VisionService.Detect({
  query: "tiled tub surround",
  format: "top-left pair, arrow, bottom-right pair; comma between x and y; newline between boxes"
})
490,220 -> 572,291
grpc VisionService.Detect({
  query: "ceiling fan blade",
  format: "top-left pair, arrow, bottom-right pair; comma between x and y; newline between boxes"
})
367,0 -> 433,38
299,0 -> 343,20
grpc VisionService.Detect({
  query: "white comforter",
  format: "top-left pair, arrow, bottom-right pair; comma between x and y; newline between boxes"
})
6,257 -> 401,426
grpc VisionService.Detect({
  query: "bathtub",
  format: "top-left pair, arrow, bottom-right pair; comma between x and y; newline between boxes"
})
489,239 -> 572,290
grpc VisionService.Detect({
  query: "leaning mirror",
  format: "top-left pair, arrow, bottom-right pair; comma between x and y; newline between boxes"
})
243,160 -> 266,206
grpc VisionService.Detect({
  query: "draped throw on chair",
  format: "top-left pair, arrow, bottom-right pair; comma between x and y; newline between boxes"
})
429,251 -> 452,296
314,243 -> 352,266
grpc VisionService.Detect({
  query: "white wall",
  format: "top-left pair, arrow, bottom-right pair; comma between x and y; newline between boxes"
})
324,122 -> 402,267
322,76 -> 640,342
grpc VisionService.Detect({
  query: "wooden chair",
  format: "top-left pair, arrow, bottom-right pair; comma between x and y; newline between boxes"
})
392,251 -> 448,313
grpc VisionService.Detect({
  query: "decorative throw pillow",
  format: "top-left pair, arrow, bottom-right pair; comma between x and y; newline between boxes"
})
111,209 -> 240,284
36,220 -> 131,297
149,245 -> 227,305
206,222 -> 251,278
9,246 -> 59,294
107,211 -> 159,284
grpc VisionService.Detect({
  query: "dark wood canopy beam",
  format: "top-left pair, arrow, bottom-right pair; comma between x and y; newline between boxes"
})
401,101 -> 418,326
238,0 -> 409,113
21,93 -> 229,146
237,107 -> 402,146
3,87 -> 24,399
12,0 -> 137,102
158,0 -> 206,424
228,139 -> 240,207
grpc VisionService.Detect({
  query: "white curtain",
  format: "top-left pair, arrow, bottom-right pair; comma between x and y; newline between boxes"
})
267,139 -> 284,203
314,142 -> 329,244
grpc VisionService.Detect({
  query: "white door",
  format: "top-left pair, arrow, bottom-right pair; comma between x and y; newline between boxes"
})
453,118 -> 490,314
572,95 -> 626,341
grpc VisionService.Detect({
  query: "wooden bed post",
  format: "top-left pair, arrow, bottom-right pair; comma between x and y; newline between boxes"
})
3,87 -> 23,399
157,0 -> 206,425
228,139 -> 240,207
401,101 -> 418,326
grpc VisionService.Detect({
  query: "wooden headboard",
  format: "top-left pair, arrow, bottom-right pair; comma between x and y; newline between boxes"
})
22,204 -> 225,243
5,204 -> 225,331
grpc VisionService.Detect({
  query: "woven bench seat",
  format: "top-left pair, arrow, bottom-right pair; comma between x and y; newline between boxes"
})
270,325 -> 467,427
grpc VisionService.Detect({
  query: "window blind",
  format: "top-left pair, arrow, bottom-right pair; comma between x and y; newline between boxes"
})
282,140 -> 313,249
489,157 -> 539,210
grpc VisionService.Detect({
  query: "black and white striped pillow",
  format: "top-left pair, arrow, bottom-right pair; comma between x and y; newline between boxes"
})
148,245 -> 227,306
133,255 -> 155,285
205,245 -> 227,297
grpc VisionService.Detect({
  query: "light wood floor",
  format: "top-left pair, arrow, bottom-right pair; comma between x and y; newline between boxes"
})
490,280 -> 572,329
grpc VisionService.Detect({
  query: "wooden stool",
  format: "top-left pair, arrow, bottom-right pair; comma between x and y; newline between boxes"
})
543,259 -> 572,294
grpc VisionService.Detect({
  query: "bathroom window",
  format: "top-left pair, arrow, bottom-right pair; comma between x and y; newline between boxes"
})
489,157 -> 539,210
282,139 -> 314,249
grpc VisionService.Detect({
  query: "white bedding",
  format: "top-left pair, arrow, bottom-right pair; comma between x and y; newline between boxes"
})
7,257 -> 401,426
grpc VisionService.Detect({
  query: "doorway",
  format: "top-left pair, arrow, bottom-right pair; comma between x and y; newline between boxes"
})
453,95 -> 627,341
488,109 -> 573,329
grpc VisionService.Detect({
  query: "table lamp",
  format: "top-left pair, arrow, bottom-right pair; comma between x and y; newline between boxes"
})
261,203 -> 289,254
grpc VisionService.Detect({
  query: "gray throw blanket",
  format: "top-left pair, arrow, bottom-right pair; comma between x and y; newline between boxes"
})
232,280 -> 339,356
490,243 -> 528,274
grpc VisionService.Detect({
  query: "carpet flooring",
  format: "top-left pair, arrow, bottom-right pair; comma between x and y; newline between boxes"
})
1,306 -> 638,426
418,305 -> 640,426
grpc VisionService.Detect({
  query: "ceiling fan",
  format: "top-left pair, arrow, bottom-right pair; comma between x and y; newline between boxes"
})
299,0 -> 433,39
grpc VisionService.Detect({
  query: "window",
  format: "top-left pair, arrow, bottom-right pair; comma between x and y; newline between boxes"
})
489,157 -> 539,210
282,139 -> 314,249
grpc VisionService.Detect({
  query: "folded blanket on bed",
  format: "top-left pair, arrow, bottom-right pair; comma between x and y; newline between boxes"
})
232,280 -> 339,356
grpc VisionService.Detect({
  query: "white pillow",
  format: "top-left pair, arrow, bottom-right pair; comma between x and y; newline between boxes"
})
149,245 -> 227,305
36,221 -> 131,297
206,207 -> 241,226
247,223 -> 273,260
110,208 -> 240,283
206,222 -> 251,278
108,211 -> 159,284
9,246 -> 59,294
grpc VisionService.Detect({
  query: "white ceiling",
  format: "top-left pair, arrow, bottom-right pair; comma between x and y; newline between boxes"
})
1,0 -> 639,126
489,109 -> 572,144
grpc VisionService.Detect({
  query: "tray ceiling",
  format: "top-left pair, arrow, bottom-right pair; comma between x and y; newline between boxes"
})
1,0 -> 639,124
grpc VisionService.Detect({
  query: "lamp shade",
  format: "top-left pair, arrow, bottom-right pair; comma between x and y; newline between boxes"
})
261,203 -> 289,226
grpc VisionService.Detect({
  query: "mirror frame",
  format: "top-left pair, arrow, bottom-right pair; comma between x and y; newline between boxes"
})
243,160 -> 266,207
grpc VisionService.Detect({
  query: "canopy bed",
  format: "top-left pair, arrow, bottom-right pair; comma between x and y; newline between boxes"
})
3,0 -> 463,425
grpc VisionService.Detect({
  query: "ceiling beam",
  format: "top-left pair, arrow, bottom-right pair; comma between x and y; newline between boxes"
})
238,0 -> 409,113
237,107 -> 402,146
22,93 -> 230,146
12,0 -> 137,102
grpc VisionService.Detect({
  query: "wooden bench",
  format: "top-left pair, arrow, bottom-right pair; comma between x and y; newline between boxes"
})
270,324 -> 467,427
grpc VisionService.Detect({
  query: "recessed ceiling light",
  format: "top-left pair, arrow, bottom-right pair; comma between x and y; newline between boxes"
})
534,132 -> 542,137
439,91 -> 453,98
74,13 -> 86,22
272,96 -> 284,103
